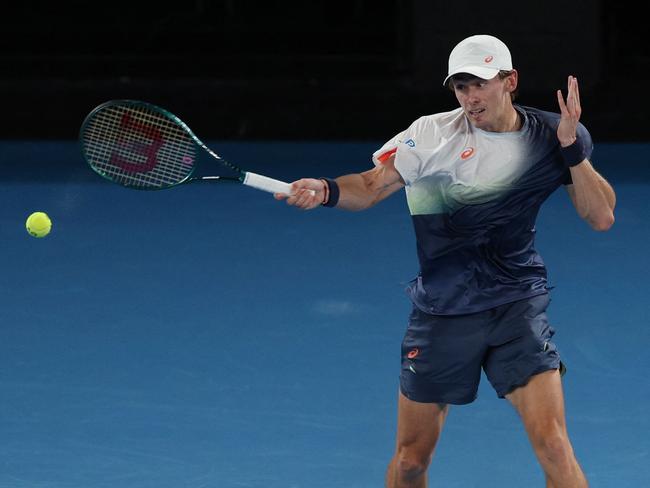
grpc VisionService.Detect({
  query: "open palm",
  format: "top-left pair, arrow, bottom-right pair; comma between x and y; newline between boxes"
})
556,76 -> 581,147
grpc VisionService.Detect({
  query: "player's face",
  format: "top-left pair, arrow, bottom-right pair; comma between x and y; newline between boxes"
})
452,74 -> 517,132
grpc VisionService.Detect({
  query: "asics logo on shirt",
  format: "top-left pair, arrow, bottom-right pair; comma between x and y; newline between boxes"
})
460,147 -> 475,160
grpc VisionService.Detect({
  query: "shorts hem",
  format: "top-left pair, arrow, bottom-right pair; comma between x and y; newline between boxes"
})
400,383 -> 477,405
496,361 -> 562,399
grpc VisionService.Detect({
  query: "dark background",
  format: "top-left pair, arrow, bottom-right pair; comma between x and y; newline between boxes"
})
0,0 -> 646,141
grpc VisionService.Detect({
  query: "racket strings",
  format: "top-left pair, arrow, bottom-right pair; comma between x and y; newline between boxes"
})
82,104 -> 197,189
86,107 -> 192,187
85,118 -> 189,188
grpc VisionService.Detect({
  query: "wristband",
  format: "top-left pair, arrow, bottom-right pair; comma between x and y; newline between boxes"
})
321,178 -> 340,207
319,178 -> 329,205
560,140 -> 584,167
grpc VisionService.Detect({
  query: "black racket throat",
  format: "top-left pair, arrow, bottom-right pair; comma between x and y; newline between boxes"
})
191,175 -> 242,184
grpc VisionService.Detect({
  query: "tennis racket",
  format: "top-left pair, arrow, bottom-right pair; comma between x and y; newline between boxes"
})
79,99 -> 293,194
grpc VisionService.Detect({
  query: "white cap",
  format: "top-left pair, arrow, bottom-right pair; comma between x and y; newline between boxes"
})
443,35 -> 512,86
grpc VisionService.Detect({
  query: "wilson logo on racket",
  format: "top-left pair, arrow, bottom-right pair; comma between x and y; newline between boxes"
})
460,147 -> 475,160
109,113 -> 165,173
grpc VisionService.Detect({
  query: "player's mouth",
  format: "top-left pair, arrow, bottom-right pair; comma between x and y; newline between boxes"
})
467,108 -> 486,119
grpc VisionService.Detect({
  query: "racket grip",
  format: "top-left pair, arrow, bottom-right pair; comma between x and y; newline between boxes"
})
243,172 -> 293,194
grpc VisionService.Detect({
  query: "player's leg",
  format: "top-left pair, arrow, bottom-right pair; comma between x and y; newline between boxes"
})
385,392 -> 448,488
483,295 -> 587,487
506,370 -> 587,488
386,306 -> 487,487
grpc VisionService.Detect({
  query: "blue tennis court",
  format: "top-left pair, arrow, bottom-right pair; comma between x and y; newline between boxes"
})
1,141 -> 648,487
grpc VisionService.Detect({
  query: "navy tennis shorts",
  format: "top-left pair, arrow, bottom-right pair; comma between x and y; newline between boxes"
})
399,293 -> 562,404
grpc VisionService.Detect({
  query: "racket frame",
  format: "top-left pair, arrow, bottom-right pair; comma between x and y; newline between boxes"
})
79,100 -> 292,194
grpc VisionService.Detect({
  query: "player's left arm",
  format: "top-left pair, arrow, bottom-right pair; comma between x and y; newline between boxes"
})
565,163 -> 616,231
557,76 -> 616,231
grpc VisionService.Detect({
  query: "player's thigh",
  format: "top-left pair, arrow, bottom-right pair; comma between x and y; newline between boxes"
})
483,294 -> 560,399
395,391 -> 449,455
506,369 -> 568,436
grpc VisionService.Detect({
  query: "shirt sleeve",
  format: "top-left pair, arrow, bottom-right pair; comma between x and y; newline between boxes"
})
371,117 -> 435,186
372,131 -> 405,166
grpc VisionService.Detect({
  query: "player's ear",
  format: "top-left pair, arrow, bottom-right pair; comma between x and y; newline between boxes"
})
505,69 -> 518,93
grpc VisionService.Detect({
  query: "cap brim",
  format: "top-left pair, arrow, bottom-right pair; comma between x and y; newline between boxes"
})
443,66 -> 501,86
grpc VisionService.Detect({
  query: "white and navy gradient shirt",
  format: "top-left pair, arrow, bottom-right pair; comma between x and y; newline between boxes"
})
373,105 -> 592,315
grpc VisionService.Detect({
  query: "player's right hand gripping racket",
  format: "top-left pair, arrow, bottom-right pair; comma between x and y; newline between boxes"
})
79,99 -> 293,193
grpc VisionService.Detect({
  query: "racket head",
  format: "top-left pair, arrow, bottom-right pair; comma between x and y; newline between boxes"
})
80,100 -> 200,190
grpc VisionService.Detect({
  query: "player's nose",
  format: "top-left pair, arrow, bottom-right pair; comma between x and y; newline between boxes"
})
465,87 -> 481,103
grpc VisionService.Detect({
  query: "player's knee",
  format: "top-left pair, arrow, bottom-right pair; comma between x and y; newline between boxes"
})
533,432 -> 575,466
394,447 -> 432,481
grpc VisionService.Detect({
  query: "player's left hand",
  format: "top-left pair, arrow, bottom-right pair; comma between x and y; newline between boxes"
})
556,75 -> 581,147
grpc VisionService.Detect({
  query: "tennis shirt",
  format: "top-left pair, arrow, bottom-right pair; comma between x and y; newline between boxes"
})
373,105 -> 593,315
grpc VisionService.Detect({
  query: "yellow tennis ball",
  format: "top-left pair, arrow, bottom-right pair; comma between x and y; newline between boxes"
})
26,211 -> 52,238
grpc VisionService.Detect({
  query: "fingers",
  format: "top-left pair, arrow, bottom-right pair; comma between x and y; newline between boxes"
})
558,75 -> 581,119
564,76 -> 574,111
556,75 -> 582,146
277,178 -> 325,210
296,188 -> 322,209
573,77 -> 581,112
566,76 -> 581,108
556,89 -> 568,115
285,188 -> 321,210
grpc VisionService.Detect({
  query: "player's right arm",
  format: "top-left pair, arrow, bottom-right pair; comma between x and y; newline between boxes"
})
275,154 -> 405,211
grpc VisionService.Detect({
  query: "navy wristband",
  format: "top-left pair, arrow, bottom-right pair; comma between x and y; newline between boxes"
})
560,140 -> 584,167
321,178 -> 340,207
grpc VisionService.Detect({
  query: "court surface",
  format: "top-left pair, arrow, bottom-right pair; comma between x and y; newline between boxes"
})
1,141 -> 648,487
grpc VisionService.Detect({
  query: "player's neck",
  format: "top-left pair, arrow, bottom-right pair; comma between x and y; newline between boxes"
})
500,107 -> 521,133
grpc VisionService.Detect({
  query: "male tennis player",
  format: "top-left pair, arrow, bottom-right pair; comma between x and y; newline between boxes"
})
276,34 -> 615,487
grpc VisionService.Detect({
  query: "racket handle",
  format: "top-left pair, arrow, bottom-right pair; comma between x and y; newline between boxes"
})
243,172 -> 293,194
